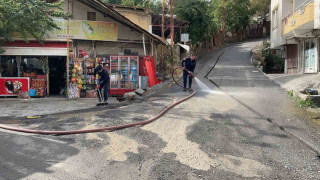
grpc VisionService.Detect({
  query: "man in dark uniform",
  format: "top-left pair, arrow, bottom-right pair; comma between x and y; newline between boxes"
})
94,65 -> 110,103
181,55 -> 196,91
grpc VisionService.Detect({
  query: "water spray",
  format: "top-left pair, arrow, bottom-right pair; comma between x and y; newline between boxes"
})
0,68 -> 195,135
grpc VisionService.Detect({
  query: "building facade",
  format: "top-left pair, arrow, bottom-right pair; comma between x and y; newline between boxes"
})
270,0 -> 320,74
0,0 -> 164,96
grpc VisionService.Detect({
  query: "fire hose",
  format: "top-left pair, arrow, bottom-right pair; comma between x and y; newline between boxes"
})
0,67 -> 195,135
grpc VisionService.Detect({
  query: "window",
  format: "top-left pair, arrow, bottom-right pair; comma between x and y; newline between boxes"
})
87,12 -> 96,21
0,56 -> 18,77
272,8 -> 279,30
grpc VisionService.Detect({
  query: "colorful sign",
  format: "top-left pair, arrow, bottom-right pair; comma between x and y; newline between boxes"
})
47,19 -> 118,41
10,19 -> 118,41
0,77 -> 30,96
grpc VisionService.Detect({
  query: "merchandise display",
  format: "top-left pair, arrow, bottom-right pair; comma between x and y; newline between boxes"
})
109,55 -> 139,95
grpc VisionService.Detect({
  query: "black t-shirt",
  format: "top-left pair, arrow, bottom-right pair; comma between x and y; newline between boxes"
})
181,57 -> 196,72
94,67 -> 110,83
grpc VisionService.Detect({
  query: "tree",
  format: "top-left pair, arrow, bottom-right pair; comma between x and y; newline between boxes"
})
0,0 -> 67,53
101,0 -> 166,14
212,0 -> 254,32
250,0 -> 270,18
174,0 -> 215,44
225,0 -> 254,31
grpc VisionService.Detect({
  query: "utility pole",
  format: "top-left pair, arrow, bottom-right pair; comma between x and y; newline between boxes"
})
161,0 -> 165,74
66,0 -> 70,97
169,0 -> 174,67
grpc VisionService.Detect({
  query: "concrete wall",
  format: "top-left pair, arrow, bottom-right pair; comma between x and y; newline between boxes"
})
271,0 -> 283,48
113,8 -> 152,31
315,0 -> 320,29
282,2 -> 314,36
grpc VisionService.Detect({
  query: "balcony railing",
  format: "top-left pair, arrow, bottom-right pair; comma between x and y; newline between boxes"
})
281,0 -> 314,25
294,0 -> 313,13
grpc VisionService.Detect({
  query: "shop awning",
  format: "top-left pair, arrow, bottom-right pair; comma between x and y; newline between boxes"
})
177,43 -> 190,52
1,47 -> 67,56
1,41 -> 68,56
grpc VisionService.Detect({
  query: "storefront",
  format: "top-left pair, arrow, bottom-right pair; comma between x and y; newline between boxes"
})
0,0 -> 165,98
0,41 -> 67,97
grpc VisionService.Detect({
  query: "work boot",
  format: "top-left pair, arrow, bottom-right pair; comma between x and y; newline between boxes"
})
188,89 -> 193,92
182,88 -> 186,92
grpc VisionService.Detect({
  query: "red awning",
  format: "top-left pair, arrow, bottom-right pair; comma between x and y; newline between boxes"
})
3,41 -> 67,48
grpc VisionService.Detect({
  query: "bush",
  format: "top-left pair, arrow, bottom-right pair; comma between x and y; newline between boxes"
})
261,41 -> 284,73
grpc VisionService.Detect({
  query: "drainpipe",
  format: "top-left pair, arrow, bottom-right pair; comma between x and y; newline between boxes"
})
66,0 -> 70,96
143,34 -> 146,56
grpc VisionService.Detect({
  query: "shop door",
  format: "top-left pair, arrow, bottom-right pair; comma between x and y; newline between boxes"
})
120,56 -> 129,89
286,44 -> 298,74
48,57 -> 66,95
110,56 -> 120,89
304,40 -> 316,73
129,57 -> 139,89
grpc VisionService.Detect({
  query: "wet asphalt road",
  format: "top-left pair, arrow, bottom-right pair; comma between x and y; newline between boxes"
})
1,39 -> 320,179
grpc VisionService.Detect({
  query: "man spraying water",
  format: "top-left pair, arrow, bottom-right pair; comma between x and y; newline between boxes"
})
181,55 -> 196,92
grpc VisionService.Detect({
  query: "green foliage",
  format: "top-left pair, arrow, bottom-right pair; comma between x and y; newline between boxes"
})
212,0 -> 254,32
101,0 -> 166,14
225,0 -> 254,32
250,0 -> 270,17
296,96 -> 315,108
174,0 -> 216,45
0,0 -> 67,53
261,41 -> 284,73
287,90 -> 294,97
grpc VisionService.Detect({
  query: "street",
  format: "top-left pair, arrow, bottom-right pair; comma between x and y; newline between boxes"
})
1,39 -> 320,179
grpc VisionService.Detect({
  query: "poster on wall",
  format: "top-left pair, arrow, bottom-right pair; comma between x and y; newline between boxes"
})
48,19 -> 118,41
10,19 -> 118,41
0,78 -> 30,96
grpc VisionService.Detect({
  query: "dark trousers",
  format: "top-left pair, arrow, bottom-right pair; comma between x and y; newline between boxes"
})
183,71 -> 192,88
99,80 -> 109,101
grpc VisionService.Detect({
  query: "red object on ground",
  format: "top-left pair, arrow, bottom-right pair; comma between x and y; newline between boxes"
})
143,56 -> 161,87
110,89 -> 135,96
0,77 -> 30,96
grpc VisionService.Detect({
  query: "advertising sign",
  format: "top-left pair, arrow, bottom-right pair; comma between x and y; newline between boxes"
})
11,19 -> 118,41
0,77 -> 30,96
48,19 -> 118,41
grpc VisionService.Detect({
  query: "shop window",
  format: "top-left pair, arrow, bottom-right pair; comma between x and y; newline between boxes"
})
0,56 -> 18,77
87,12 -> 96,21
21,57 -> 44,75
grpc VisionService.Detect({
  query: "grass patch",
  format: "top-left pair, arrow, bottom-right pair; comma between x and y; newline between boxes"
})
287,90 -> 317,108
287,90 -> 294,97
296,96 -> 316,108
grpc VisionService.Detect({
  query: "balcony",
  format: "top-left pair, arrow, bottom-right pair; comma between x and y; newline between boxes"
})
282,1 -> 314,37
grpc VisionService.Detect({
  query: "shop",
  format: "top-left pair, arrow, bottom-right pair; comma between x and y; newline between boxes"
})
0,41 -> 67,97
0,0 -> 165,98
